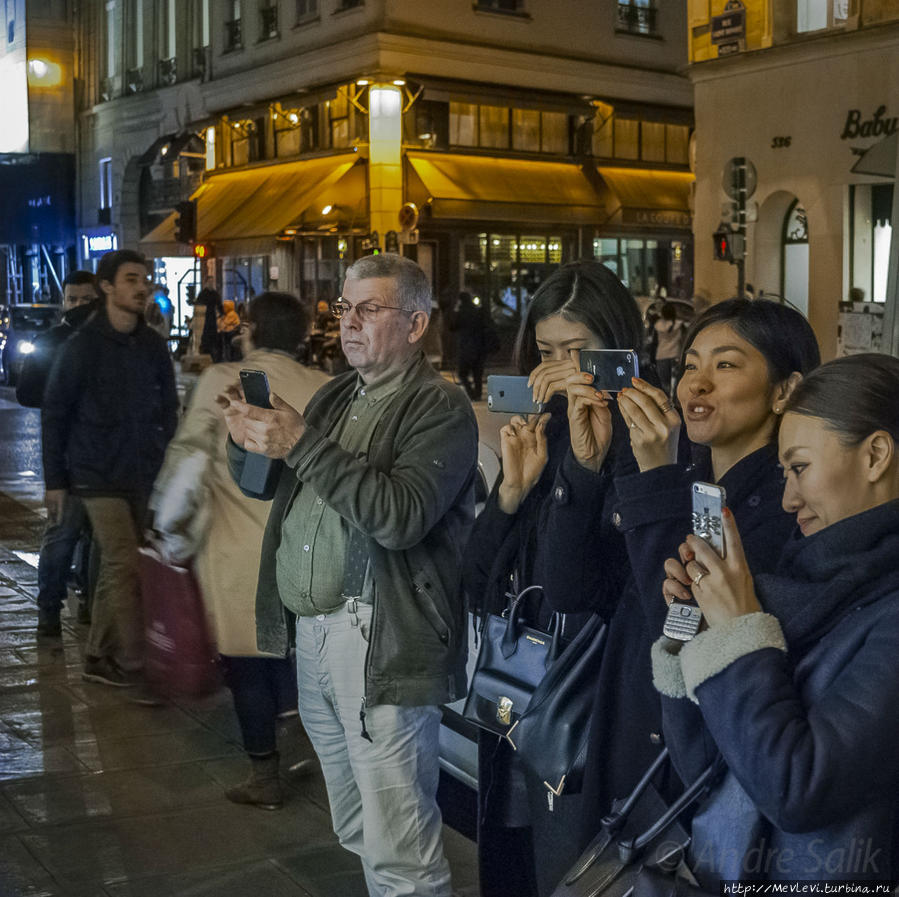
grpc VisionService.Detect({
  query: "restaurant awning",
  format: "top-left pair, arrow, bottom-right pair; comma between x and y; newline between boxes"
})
141,152 -> 361,255
595,166 -> 694,231
851,132 -> 898,179
406,152 -> 605,224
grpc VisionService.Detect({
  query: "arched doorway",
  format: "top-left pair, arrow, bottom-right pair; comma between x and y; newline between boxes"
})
782,199 -> 809,316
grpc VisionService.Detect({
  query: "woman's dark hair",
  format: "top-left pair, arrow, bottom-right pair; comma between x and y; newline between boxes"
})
247,291 -> 309,354
514,260 -> 644,375
784,353 -> 899,445
681,298 -> 820,384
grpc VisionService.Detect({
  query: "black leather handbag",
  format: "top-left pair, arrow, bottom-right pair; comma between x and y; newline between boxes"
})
551,748 -> 722,897
505,611 -> 607,797
463,586 -> 563,737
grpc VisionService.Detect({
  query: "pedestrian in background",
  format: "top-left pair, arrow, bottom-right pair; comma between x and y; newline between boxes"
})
153,291 -> 328,808
450,290 -> 493,401
42,249 -> 178,687
196,276 -> 223,362
17,270 -> 98,636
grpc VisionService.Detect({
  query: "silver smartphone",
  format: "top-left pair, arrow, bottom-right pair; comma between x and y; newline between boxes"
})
579,349 -> 639,393
662,482 -> 727,642
486,375 -> 545,414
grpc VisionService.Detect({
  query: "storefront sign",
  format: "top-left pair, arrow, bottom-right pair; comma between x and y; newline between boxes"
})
80,230 -> 118,259
623,209 -> 691,229
841,106 -> 898,141
711,5 -> 746,44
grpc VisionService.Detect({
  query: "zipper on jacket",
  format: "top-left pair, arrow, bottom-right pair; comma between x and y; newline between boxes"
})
359,697 -> 373,742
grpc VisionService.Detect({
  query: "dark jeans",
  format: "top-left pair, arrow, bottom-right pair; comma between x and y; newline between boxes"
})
221,654 -> 298,756
458,357 -> 485,401
37,495 -> 88,614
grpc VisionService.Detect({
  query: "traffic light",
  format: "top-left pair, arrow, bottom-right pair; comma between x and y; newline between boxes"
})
193,242 -> 212,259
713,228 -> 743,263
174,200 -> 197,244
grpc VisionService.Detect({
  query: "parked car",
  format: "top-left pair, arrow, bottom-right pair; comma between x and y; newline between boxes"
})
0,304 -> 62,386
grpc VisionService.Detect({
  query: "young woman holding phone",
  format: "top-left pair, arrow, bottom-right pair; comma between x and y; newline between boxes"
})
537,298 -> 820,869
654,354 -> 899,884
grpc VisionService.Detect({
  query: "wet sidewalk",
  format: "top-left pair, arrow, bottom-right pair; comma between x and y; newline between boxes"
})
0,491 -> 479,897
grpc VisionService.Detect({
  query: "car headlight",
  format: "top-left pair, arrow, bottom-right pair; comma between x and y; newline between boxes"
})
17,340 -> 35,355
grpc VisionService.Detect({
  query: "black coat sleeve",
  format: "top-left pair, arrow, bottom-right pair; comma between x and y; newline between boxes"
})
41,338 -> 87,491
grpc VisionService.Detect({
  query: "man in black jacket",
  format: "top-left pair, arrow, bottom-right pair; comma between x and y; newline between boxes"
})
17,271 -> 98,636
42,250 -> 178,686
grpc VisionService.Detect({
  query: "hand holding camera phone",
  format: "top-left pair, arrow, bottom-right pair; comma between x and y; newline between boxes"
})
239,369 -> 273,409
579,349 -> 639,393
486,375 -> 546,415
662,482 -> 726,642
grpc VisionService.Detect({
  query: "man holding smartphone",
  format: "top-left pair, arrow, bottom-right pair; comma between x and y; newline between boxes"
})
219,254 -> 477,897
42,249 -> 178,687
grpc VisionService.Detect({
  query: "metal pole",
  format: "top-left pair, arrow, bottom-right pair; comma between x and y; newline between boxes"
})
882,139 -> 899,357
736,157 -> 747,299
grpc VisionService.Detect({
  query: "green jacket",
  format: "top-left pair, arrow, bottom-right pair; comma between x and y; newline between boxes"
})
227,353 -> 479,706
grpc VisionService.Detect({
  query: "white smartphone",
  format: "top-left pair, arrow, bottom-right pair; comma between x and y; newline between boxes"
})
662,482 -> 727,642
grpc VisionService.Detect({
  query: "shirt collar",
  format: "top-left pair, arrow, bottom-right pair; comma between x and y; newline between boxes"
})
354,350 -> 424,404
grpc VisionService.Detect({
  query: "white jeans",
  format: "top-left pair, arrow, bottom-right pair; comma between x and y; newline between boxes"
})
296,602 -> 452,897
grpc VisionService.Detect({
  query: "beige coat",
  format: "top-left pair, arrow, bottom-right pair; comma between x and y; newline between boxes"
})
156,348 -> 328,655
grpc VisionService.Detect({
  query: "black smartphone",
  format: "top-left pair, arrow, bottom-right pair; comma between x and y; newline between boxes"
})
486,375 -> 545,415
240,369 -> 272,409
579,349 -> 640,393
662,482 -> 727,642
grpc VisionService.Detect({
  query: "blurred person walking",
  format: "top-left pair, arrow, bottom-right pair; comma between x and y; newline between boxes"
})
153,291 -> 328,808
42,250 -> 178,687
196,277 -> 223,361
449,290 -> 493,401
17,271 -> 99,635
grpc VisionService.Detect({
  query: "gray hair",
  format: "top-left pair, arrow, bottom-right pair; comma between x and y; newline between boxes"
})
344,253 -> 432,315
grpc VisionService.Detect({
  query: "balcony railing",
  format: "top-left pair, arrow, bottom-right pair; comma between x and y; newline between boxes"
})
616,3 -> 657,35
260,5 -> 279,39
125,67 -> 144,94
224,18 -> 243,51
158,57 -> 177,86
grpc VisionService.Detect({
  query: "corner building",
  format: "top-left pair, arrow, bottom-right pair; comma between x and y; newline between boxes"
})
688,0 -> 899,359
75,0 -> 693,329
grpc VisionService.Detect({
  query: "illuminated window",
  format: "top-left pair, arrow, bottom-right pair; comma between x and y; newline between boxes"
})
616,0 -> 657,35
797,0 -> 849,32
99,158 -> 113,210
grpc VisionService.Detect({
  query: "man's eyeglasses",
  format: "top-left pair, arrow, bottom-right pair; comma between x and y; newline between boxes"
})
329,299 -> 416,322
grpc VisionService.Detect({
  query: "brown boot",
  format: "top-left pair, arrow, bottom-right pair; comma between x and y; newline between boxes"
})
225,752 -> 283,810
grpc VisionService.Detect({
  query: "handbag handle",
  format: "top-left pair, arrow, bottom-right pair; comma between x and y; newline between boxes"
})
501,585 -> 563,663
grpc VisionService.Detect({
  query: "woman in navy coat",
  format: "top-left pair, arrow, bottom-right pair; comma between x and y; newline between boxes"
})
654,354 -> 899,884
537,299 -> 820,863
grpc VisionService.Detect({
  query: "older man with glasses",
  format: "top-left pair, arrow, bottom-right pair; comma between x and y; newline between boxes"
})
218,253 -> 478,897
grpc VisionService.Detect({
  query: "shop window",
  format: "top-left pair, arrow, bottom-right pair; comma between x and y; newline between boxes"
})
797,0 -> 848,32
224,256 -> 268,306
641,121 -> 666,163
541,112 -> 569,154
479,105 -> 510,149
614,118 -> 640,160
229,118 -> 262,166
666,124 -> 689,165
593,105 -> 614,158
274,106 -> 316,157
592,237 -> 663,296
327,92 -> 350,148
849,184 -> 893,305
450,102 -> 478,147
782,199 -> 809,315
512,109 -> 540,152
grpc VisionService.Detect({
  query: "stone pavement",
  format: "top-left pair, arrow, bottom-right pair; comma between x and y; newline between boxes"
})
0,491 -> 479,897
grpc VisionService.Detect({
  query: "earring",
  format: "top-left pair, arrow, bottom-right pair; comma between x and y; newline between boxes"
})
773,405 -> 783,415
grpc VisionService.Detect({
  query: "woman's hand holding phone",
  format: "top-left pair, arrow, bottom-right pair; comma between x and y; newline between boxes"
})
564,366 -> 613,474
527,358 -> 579,405
618,378 -> 681,472
677,510 -> 762,628
497,414 -> 550,514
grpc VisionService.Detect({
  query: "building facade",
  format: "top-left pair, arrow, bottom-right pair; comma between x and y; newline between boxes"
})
73,0 -> 693,331
688,0 -> 899,359
1,0 -> 79,304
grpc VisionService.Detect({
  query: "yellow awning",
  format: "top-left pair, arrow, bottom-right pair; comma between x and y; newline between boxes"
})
595,166 -> 694,230
141,153 -> 360,251
406,152 -> 604,224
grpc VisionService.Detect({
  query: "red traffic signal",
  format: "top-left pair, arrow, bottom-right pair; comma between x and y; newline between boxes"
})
713,228 -> 743,264
193,243 -> 212,259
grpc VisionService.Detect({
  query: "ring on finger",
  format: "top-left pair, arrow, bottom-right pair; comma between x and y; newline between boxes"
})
660,401 -> 674,414
692,570 -> 706,586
